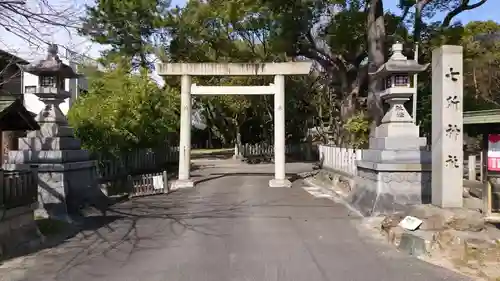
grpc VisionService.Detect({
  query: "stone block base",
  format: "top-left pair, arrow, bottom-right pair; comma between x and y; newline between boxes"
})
268,178 -> 292,188
349,161 -> 431,216
5,161 -> 99,220
171,179 -> 195,190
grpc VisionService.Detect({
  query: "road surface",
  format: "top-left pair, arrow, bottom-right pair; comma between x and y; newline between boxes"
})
0,160 -> 470,281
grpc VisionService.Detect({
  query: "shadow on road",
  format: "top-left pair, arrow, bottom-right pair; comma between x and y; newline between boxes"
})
0,215 -> 121,263
0,161 -> 324,280
1,185 -> 311,279
193,172 -> 308,185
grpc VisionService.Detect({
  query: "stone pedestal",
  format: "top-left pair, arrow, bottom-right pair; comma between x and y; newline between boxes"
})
5,92 -> 98,220
350,161 -> 431,216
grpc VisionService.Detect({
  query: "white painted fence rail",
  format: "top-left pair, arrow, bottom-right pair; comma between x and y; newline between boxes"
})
317,144 -> 482,182
317,144 -> 361,176
239,143 -> 311,157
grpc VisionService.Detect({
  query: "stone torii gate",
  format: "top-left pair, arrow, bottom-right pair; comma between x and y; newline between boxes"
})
156,62 -> 312,189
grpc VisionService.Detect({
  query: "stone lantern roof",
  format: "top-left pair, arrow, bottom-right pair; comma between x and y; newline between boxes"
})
369,43 -> 429,81
20,44 -> 79,78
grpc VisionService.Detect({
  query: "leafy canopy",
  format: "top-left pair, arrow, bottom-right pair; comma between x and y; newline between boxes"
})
68,57 -> 180,154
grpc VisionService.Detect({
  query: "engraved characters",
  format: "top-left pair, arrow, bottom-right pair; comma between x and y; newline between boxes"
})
445,124 -> 461,140
445,67 -> 460,82
445,155 -> 460,168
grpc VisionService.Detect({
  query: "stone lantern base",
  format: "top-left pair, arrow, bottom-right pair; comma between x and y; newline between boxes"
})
5,129 -> 101,221
349,161 -> 431,217
348,122 -> 432,216
3,161 -> 97,220
5,122 -> 102,221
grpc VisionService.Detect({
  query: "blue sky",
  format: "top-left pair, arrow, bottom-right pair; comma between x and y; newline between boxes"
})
383,0 -> 500,23
172,0 -> 500,23
2,0 -> 499,61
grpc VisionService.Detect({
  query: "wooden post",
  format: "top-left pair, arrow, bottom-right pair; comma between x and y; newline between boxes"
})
468,155 -> 477,181
480,153 -> 484,182
482,134 -> 491,217
162,170 -> 169,193
0,130 -> 3,164
0,168 -> 4,206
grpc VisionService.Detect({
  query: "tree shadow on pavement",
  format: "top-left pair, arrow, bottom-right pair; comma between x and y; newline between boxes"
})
0,215 -> 121,263
193,172 -> 307,185
0,182 -> 307,280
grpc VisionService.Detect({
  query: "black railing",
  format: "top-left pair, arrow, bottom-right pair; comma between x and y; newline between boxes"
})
0,168 -> 38,210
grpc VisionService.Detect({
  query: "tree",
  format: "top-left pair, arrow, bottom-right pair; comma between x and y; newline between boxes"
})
0,0 -> 80,48
67,57 -> 180,154
257,0 -> 489,143
461,20 -> 500,109
76,0 -> 492,148
79,0 -> 170,68
163,0 -> 316,144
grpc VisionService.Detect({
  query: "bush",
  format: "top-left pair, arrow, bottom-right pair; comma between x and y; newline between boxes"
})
68,58 -> 180,154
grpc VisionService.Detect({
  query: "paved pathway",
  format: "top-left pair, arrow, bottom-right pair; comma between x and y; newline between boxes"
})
1,160 -> 470,281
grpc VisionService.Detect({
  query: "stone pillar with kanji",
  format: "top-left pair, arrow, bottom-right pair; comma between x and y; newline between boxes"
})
431,45 -> 464,208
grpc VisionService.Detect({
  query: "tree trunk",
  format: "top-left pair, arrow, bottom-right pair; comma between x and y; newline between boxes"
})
366,0 -> 386,136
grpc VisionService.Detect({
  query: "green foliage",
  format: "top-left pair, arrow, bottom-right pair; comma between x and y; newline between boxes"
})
75,0 -> 493,148
79,0 -> 170,67
461,20 -> 500,110
67,58 -> 180,154
342,112 -> 370,148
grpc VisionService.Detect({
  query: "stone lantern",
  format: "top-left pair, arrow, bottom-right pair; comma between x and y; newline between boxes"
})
349,42 -> 431,216
5,44 -> 97,220
22,44 -> 77,128
369,42 -> 429,144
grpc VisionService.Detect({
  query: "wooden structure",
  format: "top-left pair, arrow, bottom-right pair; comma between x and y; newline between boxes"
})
0,98 -> 39,210
0,99 -> 39,163
0,49 -> 36,163
463,109 -> 500,222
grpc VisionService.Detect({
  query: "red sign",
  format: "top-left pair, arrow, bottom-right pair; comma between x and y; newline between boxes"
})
488,134 -> 500,171
488,157 -> 500,171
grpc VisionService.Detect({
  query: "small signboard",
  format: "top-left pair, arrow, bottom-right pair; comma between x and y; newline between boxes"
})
398,216 -> 423,231
153,175 -> 164,190
488,134 -> 500,172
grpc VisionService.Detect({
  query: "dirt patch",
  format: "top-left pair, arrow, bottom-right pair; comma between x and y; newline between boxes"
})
377,205 -> 500,280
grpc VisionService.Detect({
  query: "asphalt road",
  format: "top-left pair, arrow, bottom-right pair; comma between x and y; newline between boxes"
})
0,161 -> 470,281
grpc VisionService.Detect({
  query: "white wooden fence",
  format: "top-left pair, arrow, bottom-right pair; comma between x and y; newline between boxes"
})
317,144 -> 483,181
239,143 -> 314,160
317,145 -> 361,176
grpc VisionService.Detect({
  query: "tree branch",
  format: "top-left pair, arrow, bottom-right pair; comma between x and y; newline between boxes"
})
441,0 -> 488,27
